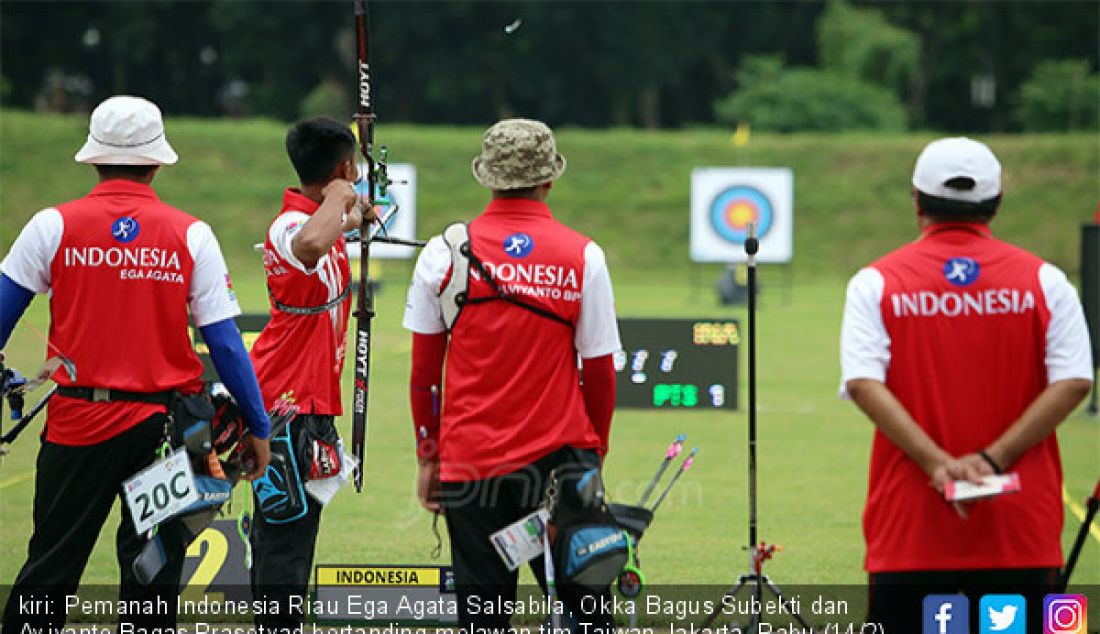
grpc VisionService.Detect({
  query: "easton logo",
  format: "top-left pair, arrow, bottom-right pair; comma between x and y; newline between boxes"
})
943,257 -> 980,287
576,532 -> 624,557
503,233 -> 534,258
112,217 -> 140,243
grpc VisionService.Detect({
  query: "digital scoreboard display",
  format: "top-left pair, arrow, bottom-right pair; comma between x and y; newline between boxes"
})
614,318 -> 739,410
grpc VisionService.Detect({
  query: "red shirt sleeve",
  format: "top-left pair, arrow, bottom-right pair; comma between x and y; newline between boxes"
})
581,354 -> 616,455
410,332 -> 447,460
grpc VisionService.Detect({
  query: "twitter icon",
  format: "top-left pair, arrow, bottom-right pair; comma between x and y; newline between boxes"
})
980,594 -> 1026,634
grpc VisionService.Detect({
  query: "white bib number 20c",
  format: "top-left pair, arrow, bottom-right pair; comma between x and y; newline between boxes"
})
123,449 -> 200,534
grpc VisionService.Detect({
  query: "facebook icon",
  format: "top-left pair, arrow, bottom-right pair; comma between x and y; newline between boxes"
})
924,595 -> 969,634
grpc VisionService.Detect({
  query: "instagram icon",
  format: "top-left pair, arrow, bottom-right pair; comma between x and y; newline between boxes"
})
1044,594 -> 1087,634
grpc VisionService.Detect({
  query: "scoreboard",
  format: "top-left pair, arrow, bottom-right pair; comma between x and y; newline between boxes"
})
614,318 -> 739,410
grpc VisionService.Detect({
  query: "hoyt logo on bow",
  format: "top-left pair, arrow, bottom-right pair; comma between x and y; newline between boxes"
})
359,62 -> 371,111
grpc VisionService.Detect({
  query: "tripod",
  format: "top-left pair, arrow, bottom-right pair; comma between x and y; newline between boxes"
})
700,224 -> 814,633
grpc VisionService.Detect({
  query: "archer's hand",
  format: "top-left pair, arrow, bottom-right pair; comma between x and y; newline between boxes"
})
929,453 -> 995,493
343,202 -> 364,232
322,179 -> 358,213
929,453 -> 996,518
240,435 -> 271,481
417,458 -> 442,513
359,199 -> 379,223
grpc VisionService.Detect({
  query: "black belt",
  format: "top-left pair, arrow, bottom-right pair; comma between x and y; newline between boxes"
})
268,284 -> 351,315
57,386 -> 176,405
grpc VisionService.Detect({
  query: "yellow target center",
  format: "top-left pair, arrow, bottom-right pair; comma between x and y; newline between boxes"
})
727,202 -> 756,227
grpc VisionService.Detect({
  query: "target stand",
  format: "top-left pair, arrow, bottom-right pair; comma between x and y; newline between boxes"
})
697,223 -> 815,634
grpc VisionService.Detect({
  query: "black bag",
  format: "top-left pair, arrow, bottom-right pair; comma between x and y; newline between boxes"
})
134,388 -> 230,585
550,455 -> 629,591
294,415 -> 341,481
252,421 -> 307,524
169,392 -> 217,457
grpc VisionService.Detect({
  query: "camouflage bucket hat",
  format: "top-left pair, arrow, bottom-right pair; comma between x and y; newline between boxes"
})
471,118 -> 567,190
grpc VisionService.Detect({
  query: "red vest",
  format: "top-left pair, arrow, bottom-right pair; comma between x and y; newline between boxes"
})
865,223 -> 1059,571
440,199 -> 600,481
250,189 -> 351,415
47,180 -> 205,445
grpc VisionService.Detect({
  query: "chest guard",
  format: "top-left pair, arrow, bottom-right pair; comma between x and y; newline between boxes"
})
439,222 -> 471,331
437,222 -> 573,332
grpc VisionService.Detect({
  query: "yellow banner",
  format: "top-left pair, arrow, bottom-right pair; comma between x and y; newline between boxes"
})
316,566 -> 440,587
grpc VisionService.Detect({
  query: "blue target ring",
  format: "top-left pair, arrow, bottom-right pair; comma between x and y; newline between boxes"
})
709,186 -> 774,244
355,164 -> 398,230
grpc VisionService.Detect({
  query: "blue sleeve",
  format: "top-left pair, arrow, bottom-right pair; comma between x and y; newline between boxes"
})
0,274 -> 35,350
199,318 -> 271,439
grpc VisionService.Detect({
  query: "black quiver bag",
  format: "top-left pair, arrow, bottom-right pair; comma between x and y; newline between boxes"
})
549,454 -> 629,591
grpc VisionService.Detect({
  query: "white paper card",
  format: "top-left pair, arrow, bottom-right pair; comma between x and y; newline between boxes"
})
490,508 -> 550,571
123,449 -> 200,534
944,472 -> 1021,502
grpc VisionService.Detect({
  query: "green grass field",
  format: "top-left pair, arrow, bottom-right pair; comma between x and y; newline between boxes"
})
0,111 -> 1097,616
1,276 -> 1097,590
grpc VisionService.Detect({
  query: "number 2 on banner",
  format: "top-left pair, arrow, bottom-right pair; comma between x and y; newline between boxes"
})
123,449 -> 200,534
182,529 -> 228,603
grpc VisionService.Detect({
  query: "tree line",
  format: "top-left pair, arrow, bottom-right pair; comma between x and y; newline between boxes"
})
1,1 -> 1096,132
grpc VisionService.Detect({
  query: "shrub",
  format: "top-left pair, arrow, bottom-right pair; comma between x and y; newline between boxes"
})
1014,59 -> 1100,131
299,79 -> 352,121
817,0 -> 920,100
714,56 -> 907,132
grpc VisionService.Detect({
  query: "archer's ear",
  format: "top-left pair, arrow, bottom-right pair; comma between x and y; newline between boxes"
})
332,157 -> 356,182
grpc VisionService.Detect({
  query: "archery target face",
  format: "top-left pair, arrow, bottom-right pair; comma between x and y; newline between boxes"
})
710,186 -> 773,243
690,167 -> 793,263
348,162 -> 418,260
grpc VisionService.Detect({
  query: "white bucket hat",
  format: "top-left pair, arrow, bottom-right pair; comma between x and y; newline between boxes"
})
912,137 -> 1001,203
75,95 -> 178,165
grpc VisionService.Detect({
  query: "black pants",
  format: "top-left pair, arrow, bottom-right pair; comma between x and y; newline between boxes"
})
2,414 -> 188,630
868,567 -> 1059,634
249,414 -> 330,628
441,446 -> 615,634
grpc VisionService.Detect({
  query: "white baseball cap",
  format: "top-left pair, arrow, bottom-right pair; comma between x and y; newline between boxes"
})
74,95 -> 178,165
911,137 -> 1001,203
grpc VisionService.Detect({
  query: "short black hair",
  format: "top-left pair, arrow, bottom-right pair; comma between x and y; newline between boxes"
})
94,165 -> 157,180
285,117 -> 356,185
916,190 -> 1001,223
